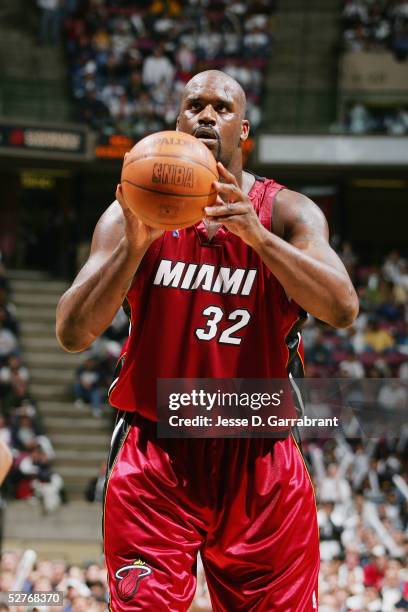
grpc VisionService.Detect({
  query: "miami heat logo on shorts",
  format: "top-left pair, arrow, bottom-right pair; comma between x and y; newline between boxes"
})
115,559 -> 152,601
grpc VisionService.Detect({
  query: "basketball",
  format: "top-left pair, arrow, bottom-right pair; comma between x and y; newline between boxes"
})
120,130 -> 219,230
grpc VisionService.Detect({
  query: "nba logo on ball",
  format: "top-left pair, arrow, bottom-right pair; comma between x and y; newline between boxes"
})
115,559 -> 152,601
121,130 -> 218,230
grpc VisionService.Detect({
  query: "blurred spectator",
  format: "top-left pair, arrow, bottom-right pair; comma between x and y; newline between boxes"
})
305,330 -> 333,367
378,379 -> 406,409
0,310 -> 19,366
79,90 -> 110,130
392,21 -> 408,60
399,360 -> 408,378
348,102 -> 372,134
0,287 -> 19,337
383,250 -> 405,283
13,444 -> 64,512
85,461 -> 106,502
142,46 -> 175,88
0,258 -> 8,290
74,357 -> 104,417
176,42 -> 196,73
0,355 -> 30,399
339,351 -> 366,378
364,320 -> 395,352
38,0 -> 62,46
340,241 -> 359,276
11,413 -> 40,453
102,307 -> 129,344
318,501 -> 344,561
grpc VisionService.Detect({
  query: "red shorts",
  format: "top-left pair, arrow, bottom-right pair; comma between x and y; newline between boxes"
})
103,413 -> 320,611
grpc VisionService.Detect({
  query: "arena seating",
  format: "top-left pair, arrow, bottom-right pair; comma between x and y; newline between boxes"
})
342,0 -> 408,56
304,247 -> 408,379
63,0 -> 275,140
341,0 -> 408,135
0,261 -> 65,510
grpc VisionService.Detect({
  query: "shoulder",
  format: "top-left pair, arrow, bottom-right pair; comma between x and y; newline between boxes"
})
272,188 -> 328,240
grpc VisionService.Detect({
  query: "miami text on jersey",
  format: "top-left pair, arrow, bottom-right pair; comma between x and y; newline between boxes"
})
153,259 -> 257,296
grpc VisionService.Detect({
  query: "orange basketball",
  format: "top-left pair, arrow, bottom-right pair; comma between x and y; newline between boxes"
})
121,130 -> 219,230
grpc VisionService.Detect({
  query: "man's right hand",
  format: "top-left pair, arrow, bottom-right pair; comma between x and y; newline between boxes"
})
116,183 -> 164,253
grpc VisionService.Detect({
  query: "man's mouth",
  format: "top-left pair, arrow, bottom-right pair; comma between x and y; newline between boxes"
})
194,127 -> 219,143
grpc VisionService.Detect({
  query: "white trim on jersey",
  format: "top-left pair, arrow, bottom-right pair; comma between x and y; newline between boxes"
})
289,343 -> 305,418
110,417 -> 124,447
108,376 -> 119,396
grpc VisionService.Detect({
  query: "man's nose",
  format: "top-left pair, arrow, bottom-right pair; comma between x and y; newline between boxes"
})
198,104 -> 216,124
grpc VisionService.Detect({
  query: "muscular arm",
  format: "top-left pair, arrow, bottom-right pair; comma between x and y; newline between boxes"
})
56,190 -> 163,352
206,164 -> 358,329
253,189 -> 359,328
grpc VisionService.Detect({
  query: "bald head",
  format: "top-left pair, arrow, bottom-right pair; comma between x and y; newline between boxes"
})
177,69 -> 250,169
183,70 -> 247,118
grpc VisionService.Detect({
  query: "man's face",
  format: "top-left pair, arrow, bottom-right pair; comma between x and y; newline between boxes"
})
177,73 -> 249,167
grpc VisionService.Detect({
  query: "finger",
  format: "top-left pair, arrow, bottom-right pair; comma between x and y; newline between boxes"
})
206,194 -> 224,207
204,203 -> 249,217
213,181 -> 242,201
207,215 -> 243,225
217,162 -> 239,186
116,184 -> 128,209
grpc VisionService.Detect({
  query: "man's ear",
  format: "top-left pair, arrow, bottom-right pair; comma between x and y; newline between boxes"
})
240,119 -> 250,141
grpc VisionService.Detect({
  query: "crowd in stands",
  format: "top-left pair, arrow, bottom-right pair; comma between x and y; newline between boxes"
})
0,550 -> 108,611
342,0 -> 408,59
341,1 -> 408,135
345,102 -> 408,135
0,260 -> 64,513
304,246 -> 408,380
301,246 -> 408,610
63,0 -> 275,141
73,306 -> 129,419
311,435 -> 408,612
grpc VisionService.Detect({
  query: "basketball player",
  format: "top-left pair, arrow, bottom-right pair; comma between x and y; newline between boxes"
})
56,71 -> 358,611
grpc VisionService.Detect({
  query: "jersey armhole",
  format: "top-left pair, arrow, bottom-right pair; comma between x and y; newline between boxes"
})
259,182 -> 285,233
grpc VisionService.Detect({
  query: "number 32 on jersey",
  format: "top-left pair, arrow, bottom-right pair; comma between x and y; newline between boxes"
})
195,306 -> 251,345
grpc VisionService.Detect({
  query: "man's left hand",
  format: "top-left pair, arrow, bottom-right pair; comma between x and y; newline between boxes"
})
205,162 -> 265,248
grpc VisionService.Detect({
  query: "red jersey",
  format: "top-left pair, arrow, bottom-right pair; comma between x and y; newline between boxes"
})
109,175 -> 305,419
